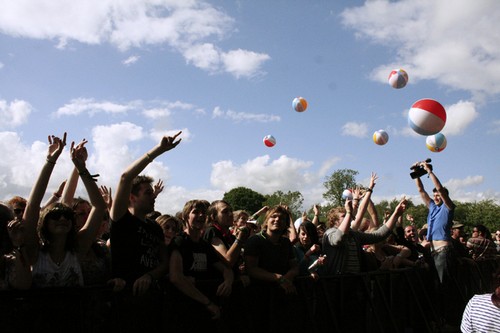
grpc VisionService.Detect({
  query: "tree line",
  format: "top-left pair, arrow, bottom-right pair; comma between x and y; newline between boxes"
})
223,168 -> 500,237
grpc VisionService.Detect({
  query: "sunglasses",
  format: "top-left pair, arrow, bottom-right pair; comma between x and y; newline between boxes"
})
13,208 -> 24,214
46,210 -> 74,221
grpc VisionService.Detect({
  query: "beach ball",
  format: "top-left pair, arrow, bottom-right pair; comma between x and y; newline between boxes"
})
373,129 -> 389,145
342,189 -> 353,200
426,133 -> 447,152
388,69 -> 409,89
263,135 -> 276,147
292,97 -> 307,112
408,98 -> 446,136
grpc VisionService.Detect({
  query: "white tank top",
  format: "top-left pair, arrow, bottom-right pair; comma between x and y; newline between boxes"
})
32,251 -> 84,288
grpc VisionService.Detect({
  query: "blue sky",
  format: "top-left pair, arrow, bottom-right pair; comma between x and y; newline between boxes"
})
0,0 -> 499,215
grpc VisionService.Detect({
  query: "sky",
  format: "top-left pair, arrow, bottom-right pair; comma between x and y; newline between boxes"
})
0,0 -> 499,216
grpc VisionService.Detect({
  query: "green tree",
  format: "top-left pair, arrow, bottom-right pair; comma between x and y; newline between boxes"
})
264,190 -> 303,219
223,187 -> 266,214
457,200 -> 500,235
322,169 -> 359,207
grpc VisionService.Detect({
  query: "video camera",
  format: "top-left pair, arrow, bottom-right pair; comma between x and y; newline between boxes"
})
410,158 -> 432,179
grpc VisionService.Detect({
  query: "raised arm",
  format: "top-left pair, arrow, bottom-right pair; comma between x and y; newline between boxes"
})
40,179 -> 66,210
383,197 -> 408,231
110,131 -> 182,221
351,173 -> 378,230
413,161 -> 431,207
311,204 -> 320,226
366,198 -> 380,230
422,161 -> 455,210
23,133 -> 67,264
338,199 -> 353,234
70,140 -> 107,258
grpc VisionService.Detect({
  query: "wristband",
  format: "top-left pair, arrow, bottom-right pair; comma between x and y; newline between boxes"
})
46,159 -> 56,165
53,192 -> 61,198
366,188 -> 373,193
79,170 -> 100,182
145,153 -> 153,162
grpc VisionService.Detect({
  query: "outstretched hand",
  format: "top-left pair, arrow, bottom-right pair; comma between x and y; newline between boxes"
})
369,172 -> 378,189
100,185 -> 113,209
47,132 -> 67,162
159,131 -> 182,153
70,139 -> 88,170
153,179 -> 164,197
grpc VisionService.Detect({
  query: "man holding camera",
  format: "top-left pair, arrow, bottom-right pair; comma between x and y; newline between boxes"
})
413,160 -> 461,328
412,160 -> 456,284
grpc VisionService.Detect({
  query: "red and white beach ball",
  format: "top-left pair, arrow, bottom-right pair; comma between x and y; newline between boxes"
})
263,135 -> 276,147
373,129 -> 389,145
426,133 -> 447,152
292,97 -> 308,112
408,99 -> 446,136
388,69 -> 409,89
342,189 -> 353,200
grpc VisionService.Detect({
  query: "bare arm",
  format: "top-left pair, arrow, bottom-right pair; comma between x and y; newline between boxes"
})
72,140 -> 107,259
311,204 -> 320,226
352,173 -> 378,230
61,139 -> 89,206
383,197 -> 408,231
367,198 -> 380,230
110,131 -> 182,221
423,162 -> 455,210
41,179 -> 66,210
413,161 -> 431,207
338,199 -> 353,234
23,133 -> 67,265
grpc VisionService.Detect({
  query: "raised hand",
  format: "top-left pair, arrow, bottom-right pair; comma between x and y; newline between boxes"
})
369,172 -> 378,190
159,131 -> 182,153
47,132 -> 67,163
153,179 -> 164,197
100,185 -> 113,210
70,139 -> 89,170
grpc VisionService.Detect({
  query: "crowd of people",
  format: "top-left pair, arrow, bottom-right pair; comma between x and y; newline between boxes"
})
0,132 -> 499,332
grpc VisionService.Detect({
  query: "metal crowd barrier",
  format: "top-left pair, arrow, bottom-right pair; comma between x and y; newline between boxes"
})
0,257 -> 498,333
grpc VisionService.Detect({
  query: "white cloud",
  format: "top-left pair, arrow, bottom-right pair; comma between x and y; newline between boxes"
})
142,108 -> 172,119
183,43 -> 221,71
0,99 -> 33,128
342,122 -> 368,138
221,49 -> 270,79
0,0 -> 269,78
441,100 -> 479,136
90,122 -> 147,186
210,155 -> 314,194
55,98 -> 134,117
342,0 -> 500,98
122,55 -> 140,66
211,106 -> 280,123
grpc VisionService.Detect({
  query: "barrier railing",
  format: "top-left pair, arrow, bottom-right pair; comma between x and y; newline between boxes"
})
1,257 -> 498,333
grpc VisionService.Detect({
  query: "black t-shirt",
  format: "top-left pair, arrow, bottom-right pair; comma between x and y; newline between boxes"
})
110,211 -> 164,285
169,232 -> 221,281
244,231 -> 295,275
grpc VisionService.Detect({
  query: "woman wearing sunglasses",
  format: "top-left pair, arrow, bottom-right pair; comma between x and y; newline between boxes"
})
22,133 -> 106,288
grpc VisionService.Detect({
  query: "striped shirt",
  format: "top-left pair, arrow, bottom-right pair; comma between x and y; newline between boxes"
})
461,294 -> 500,333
